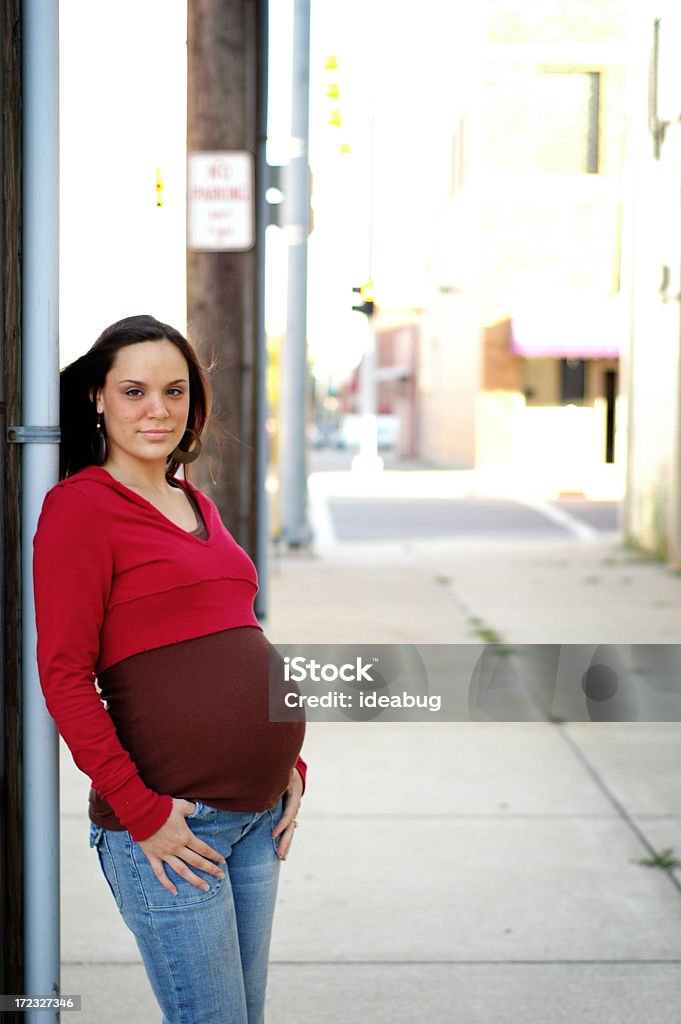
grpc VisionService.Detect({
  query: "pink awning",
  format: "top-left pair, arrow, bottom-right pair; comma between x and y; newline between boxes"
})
511,293 -> 623,359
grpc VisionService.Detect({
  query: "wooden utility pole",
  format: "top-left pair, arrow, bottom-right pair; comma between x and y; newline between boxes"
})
1,0 -> 24,1012
187,0 -> 262,557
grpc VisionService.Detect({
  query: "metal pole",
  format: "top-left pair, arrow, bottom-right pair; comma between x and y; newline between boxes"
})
353,317 -> 382,472
21,1 -> 60,1017
254,0 -> 269,617
352,113 -> 382,474
279,0 -> 312,546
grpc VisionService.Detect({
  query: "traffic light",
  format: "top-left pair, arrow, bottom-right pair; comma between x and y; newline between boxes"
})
352,282 -> 375,318
323,55 -> 351,154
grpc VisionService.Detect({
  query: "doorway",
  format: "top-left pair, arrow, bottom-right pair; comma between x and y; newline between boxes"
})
604,369 -> 617,464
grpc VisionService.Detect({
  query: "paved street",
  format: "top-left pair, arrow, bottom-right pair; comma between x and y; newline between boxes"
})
327,496 -> 619,541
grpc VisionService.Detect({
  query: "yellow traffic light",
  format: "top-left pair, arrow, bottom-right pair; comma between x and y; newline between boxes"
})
352,282 -> 376,317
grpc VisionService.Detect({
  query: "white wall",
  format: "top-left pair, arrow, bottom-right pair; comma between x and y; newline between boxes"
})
625,0 -> 681,560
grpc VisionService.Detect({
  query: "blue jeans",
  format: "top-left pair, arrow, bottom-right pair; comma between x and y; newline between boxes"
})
89,798 -> 283,1024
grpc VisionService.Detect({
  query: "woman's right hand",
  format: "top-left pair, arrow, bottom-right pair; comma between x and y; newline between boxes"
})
138,798 -> 226,895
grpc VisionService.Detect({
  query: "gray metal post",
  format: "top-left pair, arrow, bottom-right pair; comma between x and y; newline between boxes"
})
21,0 -> 60,1017
351,114 -> 382,473
279,0 -> 312,546
254,0 -> 270,617
353,317 -> 383,473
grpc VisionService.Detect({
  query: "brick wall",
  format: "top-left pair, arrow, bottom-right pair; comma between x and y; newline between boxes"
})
483,318 -> 520,391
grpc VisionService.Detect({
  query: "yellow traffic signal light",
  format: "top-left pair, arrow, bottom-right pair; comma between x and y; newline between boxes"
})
352,282 -> 376,317
323,56 -> 349,154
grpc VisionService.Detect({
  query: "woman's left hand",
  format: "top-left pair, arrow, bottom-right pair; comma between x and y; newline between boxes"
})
271,766 -> 303,860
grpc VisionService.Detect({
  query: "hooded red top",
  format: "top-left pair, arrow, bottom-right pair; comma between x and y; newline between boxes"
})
32,465 -> 306,841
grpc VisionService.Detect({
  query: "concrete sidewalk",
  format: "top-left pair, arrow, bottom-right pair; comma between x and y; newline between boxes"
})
60,470 -> 681,1023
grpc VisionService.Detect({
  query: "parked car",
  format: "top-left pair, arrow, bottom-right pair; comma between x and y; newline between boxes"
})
336,414 -> 399,450
308,420 -> 342,449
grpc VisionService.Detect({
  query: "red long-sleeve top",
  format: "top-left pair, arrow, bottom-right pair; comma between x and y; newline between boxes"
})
32,465 -> 306,841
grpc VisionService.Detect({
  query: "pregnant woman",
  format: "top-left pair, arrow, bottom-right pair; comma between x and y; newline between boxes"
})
32,314 -> 306,1024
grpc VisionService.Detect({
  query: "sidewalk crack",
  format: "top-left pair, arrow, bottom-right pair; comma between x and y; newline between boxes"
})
554,725 -> 681,898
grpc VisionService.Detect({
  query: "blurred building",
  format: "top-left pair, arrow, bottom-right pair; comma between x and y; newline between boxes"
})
339,310 -> 421,457
308,0 -> 480,464
424,0 -> 630,492
624,4 -> 681,562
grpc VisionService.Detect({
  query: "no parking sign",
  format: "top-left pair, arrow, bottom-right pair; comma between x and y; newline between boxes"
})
187,151 -> 254,251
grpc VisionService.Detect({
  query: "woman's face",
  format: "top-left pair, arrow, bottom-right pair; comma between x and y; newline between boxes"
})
95,339 -> 191,468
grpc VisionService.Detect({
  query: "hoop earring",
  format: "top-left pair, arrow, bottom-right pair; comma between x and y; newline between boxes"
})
171,429 -> 202,464
91,415 -> 108,464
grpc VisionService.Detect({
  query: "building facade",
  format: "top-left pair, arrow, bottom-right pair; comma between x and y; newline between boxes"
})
422,0 -> 630,492
624,3 -> 681,562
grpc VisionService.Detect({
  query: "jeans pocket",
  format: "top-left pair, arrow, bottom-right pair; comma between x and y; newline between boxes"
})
90,825 -> 124,910
128,830 -> 224,912
186,800 -> 204,820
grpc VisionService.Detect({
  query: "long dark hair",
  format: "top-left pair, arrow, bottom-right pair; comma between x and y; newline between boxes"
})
59,314 -> 211,481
